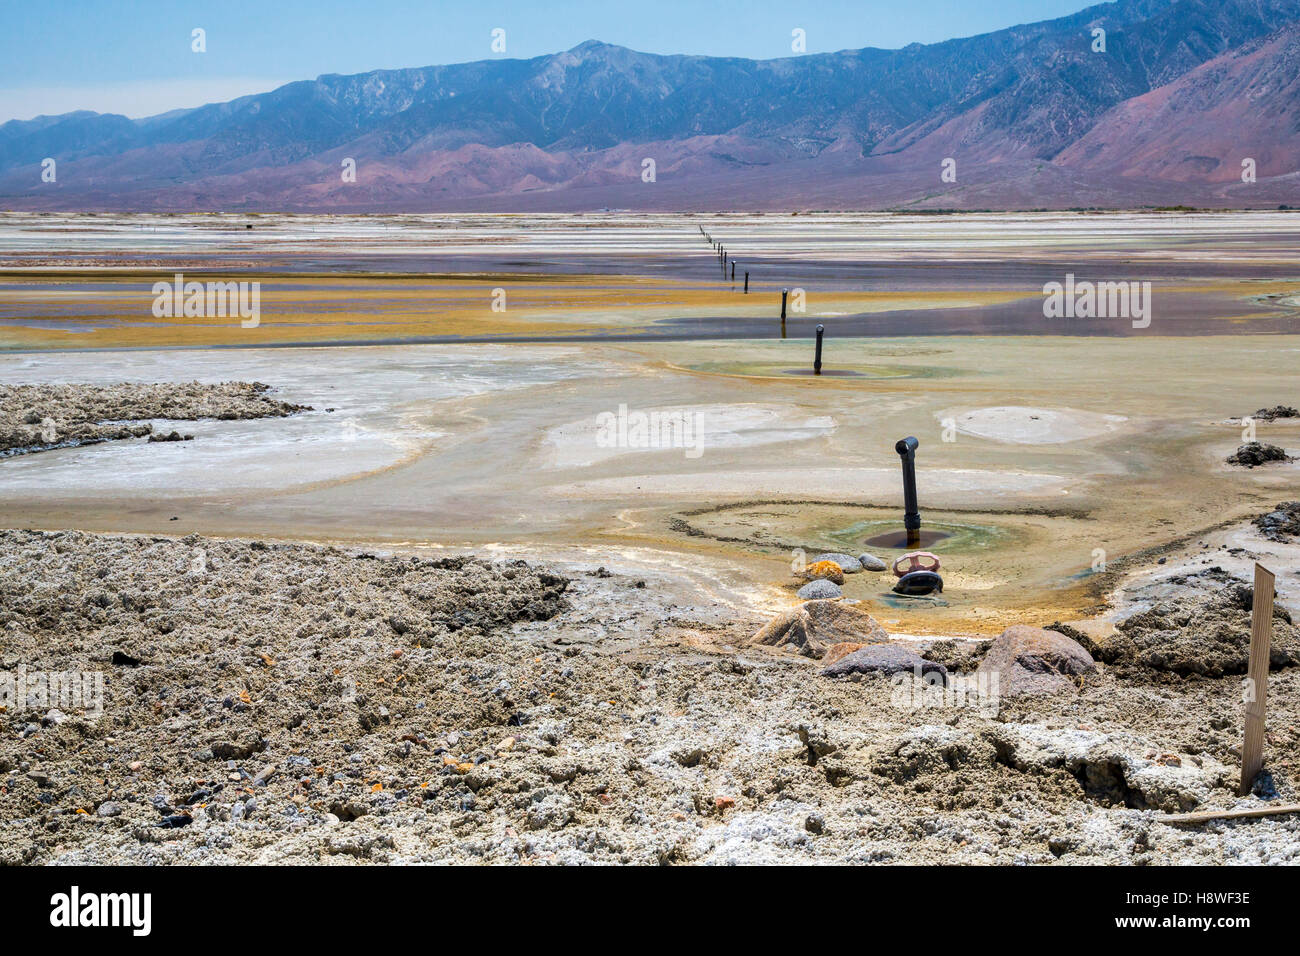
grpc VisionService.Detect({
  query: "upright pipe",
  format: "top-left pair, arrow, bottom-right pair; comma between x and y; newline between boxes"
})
781,288 -> 788,320
895,437 -> 921,547
744,272 -> 749,294
814,325 -> 824,375
730,261 -> 735,281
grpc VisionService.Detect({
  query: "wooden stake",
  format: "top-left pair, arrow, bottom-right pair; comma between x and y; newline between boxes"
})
1158,803 -> 1300,826
1240,562 -> 1275,796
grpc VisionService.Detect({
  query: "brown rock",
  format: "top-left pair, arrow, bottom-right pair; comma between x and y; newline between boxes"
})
797,560 -> 845,586
751,600 -> 889,658
823,642 -> 868,666
975,624 -> 1096,696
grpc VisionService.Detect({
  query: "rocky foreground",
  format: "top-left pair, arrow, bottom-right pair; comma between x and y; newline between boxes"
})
0,382 -> 311,455
1,530 -> 1299,865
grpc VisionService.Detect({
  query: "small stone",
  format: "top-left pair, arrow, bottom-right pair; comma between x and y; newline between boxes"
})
805,812 -> 825,834
42,709 -> 67,726
496,736 -> 516,752
796,560 -> 845,585
96,801 -> 122,817
797,579 -> 842,600
814,552 -> 862,574
715,796 -> 736,812
857,553 -> 888,572
128,761 -> 143,772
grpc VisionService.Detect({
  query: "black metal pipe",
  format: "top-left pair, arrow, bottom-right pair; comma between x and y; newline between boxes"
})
743,271 -> 749,293
781,288 -> 788,320
814,324 -> 824,375
895,436 -> 921,545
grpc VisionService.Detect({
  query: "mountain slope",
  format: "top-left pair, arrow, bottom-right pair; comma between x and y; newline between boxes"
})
1056,22 -> 1300,183
2,0 -> 1299,211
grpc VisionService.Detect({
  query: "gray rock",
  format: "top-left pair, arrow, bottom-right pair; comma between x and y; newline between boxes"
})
821,643 -> 948,682
96,801 -> 122,817
797,579 -> 842,600
814,552 -> 862,573
857,553 -> 888,572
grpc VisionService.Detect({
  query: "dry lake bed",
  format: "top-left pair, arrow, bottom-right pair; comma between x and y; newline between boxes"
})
2,211 -> 1299,864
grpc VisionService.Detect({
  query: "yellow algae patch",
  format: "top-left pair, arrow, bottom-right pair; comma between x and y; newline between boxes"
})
0,270 -> 1029,351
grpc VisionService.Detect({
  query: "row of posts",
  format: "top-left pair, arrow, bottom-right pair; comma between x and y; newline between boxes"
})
699,225 -> 823,375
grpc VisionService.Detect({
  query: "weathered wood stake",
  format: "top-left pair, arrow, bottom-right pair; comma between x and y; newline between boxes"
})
1159,803 -> 1300,826
1240,563 -> 1275,795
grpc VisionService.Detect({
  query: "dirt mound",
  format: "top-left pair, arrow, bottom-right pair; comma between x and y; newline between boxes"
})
1226,442 -> 1293,467
1254,501 -> 1300,542
0,382 -> 311,455
1249,405 -> 1299,421
3,530 -> 1299,865
1063,578 -> 1300,677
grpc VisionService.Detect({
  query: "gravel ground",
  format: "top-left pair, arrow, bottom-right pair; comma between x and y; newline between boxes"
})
0,382 -> 311,455
2,529 -> 1299,865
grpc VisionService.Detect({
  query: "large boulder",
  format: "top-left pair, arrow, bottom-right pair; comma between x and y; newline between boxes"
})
822,643 -> 948,682
975,625 -> 1095,696
751,600 -> 888,658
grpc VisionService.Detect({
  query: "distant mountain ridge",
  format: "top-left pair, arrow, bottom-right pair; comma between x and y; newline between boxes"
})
3,0 -> 1299,211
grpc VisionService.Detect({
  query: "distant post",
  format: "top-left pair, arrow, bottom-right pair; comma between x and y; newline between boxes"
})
730,261 -> 735,281
814,324 -> 824,375
781,288 -> 788,320
1240,563 -> 1276,795
744,271 -> 749,294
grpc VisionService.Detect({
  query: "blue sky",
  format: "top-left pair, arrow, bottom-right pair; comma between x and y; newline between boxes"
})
0,0 -> 1097,121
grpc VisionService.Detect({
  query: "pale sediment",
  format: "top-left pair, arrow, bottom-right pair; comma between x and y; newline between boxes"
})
0,382 -> 311,456
1,528 -> 1297,865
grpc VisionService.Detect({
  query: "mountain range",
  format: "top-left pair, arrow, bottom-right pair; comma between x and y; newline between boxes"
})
3,0 -> 1299,211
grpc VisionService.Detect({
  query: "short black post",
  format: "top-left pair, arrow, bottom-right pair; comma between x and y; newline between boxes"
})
744,272 -> 749,293
814,324 -> 824,375
730,261 -> 735,281
895,437 -> 921,547
781,288 -> 788,320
